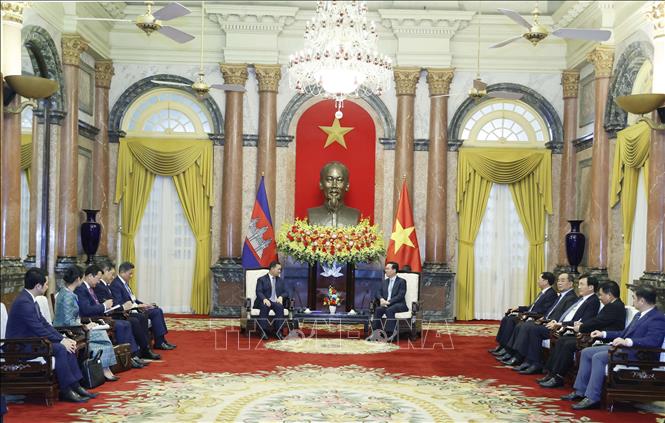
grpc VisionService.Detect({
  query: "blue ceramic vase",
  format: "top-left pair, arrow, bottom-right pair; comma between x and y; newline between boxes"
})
81,209 -> 101,264
565,220 -> 585,273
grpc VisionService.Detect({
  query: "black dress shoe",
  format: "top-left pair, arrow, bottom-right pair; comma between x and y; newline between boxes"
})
154,342 -> 175,350
492,348 -> 507,356
537,374 -> 553,383
488,346 -> 503,353
519,364 -> 543,375
74,385 -> 98,399
503,357 -> 522,366
163,341 -> 177,348
572,397 -> 600,410
130,357 -> 145,368
60,389 -> 88,403
539,375 -> 564,388
141,349 -> 162,360
496,353 -> 512,362
561,391 -> 584,401
513,362 -> 531,371
105,375 -> 120,382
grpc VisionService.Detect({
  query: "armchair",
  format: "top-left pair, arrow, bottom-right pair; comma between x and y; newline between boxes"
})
0,303 -> 59,406
369,272 -> 421,341
240,269 -> 294,335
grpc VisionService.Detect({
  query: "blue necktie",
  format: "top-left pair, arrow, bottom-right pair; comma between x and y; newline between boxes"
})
546,292 -> 567,319
622,312 -> 641,337
387,278 -> 394,301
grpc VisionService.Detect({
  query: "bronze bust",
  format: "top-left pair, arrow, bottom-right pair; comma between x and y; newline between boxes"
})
307,161 -> 360,227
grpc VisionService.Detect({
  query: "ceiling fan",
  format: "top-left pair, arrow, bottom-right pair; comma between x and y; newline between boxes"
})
433,7 -> 523,101
76,1 -> 195,44
490,3 -> 611,48
151,1 -> 246,97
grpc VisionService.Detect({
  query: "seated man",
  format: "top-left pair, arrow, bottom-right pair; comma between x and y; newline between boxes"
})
95,261 -> 158,364
511,274 -> 600,374
371,262 -> 408,339
490,272 -> 557,356
498,273 -> 578,366
562,285 -> 665,410
74,264 -> 145,367
110,261 -> 175,350
539,280 -> 626,388
254,261 -> 287,340
5,268 -> 97,403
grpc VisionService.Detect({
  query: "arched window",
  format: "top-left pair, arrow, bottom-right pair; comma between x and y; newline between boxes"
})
122,89 -> 212,136
460,99 -> 549,147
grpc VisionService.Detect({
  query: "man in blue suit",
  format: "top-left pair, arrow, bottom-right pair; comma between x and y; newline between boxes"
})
255,261 -> 288,340
562,285 -> 665,410
5,268 -> 97,403
371,262 -> 408,339
110,262 -> 175,350
74,264 -> 142,362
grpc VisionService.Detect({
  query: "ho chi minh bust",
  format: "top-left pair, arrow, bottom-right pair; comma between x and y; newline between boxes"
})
307,161 -> 360,227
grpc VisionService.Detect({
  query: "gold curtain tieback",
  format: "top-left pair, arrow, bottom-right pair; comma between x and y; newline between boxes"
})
459,239 -> 474,247
120,231 -> 133,237
196,234 -> 211,242
530,241 -> 546,247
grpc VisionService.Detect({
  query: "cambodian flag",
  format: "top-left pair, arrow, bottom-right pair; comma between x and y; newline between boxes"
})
241,176 -> 277,269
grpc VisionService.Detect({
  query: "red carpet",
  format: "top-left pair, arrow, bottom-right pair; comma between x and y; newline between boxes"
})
3,320 -> 661,422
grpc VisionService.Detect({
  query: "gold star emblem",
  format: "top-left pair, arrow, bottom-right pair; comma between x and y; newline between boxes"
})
390,220 -> 415,253
319,118 -> 354,149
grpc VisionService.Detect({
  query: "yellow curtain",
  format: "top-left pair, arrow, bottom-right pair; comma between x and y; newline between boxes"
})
610,121 -> 651,300
115,138 -> 214,313
21,134 -> 32,186
456,148 -> 552,320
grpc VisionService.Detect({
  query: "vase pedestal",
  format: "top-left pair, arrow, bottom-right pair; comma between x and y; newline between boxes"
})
308,262 -> 355,312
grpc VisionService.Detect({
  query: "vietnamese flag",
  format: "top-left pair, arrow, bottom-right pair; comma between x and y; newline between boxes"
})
385,181 -> 422,272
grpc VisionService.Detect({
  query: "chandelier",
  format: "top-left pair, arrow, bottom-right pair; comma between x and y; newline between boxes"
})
288,0 -> 392,118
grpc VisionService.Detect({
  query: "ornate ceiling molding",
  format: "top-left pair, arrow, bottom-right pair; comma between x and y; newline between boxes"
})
1,1 -> 28,24
378,10 -> 474,38
207,5 -> 298,34
555,1 -> 593,28
98,2 -> 126,20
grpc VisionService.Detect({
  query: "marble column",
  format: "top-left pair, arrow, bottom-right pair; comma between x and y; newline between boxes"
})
211,63 -> 248,317
56,34 -> 88,281
392,67 -> 421,211
585,45 -> 614,282
421,68 -> 455,320
254,64 -> 281,213
639,1 -> 665,309
554,70 -> 580,275
93,60 -> 114,262
0,1 -> 26,305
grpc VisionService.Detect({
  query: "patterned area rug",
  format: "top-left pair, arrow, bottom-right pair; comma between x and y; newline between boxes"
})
71,364 -> 592,422
264,338 -> 399,354
165,317 -> 500,337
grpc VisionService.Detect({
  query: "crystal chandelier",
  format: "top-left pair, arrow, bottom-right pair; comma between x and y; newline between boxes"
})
288,0 -> 392,118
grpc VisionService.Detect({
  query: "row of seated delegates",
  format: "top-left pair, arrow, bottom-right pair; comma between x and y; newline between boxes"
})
495,272 -> 579,366
74,263 -> 149,369
539,280 -> 626,388
563,285 -> 665,410
95,261 -> 161,362
53,266 -> 119,384
510,274 -> 601,374
5,268 -> 99,403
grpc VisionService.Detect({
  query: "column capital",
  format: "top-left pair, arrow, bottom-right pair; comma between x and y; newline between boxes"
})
220,63 -> 248,86
94,60 -> 115,89
1,2 -> 28,24
61,34 -> 88,67
587,45 -> 614,78
561,70 -> 580,98
426,68 -> 455,96
649,1 -> 665,40
393,67 -> 421,96
254,64 -> 282,92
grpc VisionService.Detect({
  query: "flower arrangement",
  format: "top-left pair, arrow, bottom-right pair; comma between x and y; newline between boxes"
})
277,218 -> 385,265
322,285 -> 342,306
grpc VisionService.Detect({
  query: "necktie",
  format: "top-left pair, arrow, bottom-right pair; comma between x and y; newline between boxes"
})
528,291 -> 544,312
561,297 -> 585,321
387,278 -> 394,301
270,277 -> 277,302
546,291 -> 567,319
622,312 -> 641,337
89,287 -> 100,304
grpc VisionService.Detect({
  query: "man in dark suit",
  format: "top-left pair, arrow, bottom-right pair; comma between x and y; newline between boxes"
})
74,264 -> 144,365
6,268 -> 97,403
512,274 -> 601,374
490,272 -> 557,356
255,261 -> 288,340
95,261 -> 158,365
110,261 -> 175,350
539,280 -> 626,388
371,262 -> 408,338
562,285 -> 665,410
498,273 -> 578,366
